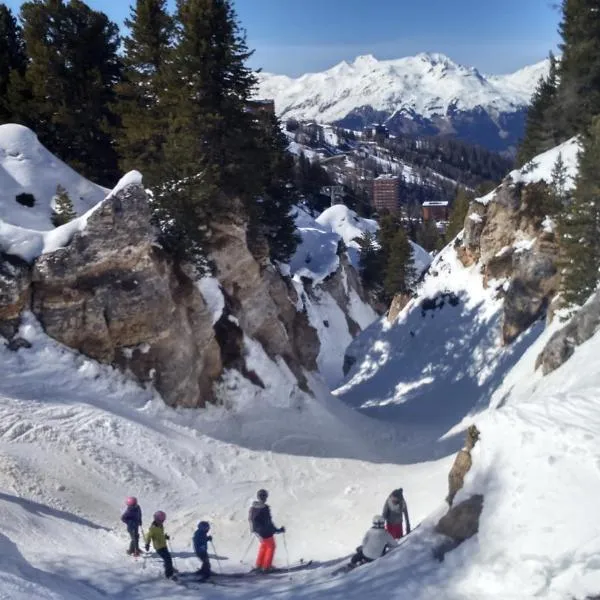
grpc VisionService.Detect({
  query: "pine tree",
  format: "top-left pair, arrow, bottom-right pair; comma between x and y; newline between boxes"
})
559,116 -> 600,306
446,186 -> 471,241
0,4 -> 26,122
51,184 -> 77,226
247,112 -> 300,263
357,230 -> 384,294
383,228 -> 415,300
550,152 -> 571,206
517,53 -> 559,166
13,0 -> 122,184
416,219 -> 442,252
154,0 -> 265,263
115,0 -> 173,181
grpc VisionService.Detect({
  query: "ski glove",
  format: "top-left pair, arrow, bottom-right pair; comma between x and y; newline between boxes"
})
165,535 -> 170,540
145,544 -> 150,552
207,536 -> 213,542
277,527 -> 286,533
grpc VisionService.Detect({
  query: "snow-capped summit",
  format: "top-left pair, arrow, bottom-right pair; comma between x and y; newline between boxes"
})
257,53 -> 551,152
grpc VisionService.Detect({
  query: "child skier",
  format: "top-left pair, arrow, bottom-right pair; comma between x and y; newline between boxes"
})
144,511 -> 176,579
193,521 -> 212,581
349,515 -> 398,567
382,488 -> 411,539
121,496 -> 142,556
248,489 -> 285,573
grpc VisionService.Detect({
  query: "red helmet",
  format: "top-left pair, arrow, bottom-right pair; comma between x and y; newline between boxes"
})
153,510 -> 166,523
126,496 -> 137,507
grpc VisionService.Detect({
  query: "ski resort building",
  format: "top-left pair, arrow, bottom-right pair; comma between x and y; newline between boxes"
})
422,200 -> 449,221
372,174 -> 400,213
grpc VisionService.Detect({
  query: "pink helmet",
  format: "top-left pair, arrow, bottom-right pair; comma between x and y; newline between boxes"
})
153,510 -> 166,523
126,496 -> 137,506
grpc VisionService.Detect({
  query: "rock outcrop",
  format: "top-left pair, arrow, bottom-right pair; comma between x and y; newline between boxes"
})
30,184 -> 221,407
457,180 -> 561,344
0,253 -> 31,340
536,289 -> 600,375
434,494 -> 484,561
446,424 -> 480,506
0,182 -> 371,407
434,424 -> 483,561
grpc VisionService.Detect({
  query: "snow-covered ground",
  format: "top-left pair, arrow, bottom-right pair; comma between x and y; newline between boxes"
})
2,127 -> 600,600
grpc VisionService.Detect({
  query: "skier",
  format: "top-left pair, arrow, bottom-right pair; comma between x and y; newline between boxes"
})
121,496 -> 142,556
349,515 -> 397,567
382,488 -> 410,539
193,521 -> 212,581
248,489 -> 285,573
144,511 -> 176,579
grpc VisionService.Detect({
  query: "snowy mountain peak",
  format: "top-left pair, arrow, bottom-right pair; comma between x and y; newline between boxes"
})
257,53 -> 550,152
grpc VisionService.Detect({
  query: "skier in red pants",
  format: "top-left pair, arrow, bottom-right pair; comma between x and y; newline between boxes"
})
382,488 -> 410,539
248,489 -> 285,573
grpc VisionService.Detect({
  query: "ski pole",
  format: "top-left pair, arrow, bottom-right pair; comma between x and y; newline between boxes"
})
283,532 -> 290,575
240,534 -> 255,563
167,539 -> 177,572
210,540 -> 223,574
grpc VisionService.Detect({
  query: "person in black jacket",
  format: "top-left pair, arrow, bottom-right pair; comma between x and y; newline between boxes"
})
248,489 -> 285,572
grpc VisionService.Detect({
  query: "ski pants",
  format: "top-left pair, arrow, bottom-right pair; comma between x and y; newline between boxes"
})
156,547 -> 175,578
196,549 -> 211,578
350,547 -> 374,566
385,523 -> 403,539
127,526 -> 140,554
256,536 -> 276,570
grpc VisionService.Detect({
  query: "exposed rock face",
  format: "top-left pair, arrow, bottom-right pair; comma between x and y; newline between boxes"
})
434,494 -> 484,561
446,424 -> 480,506
209,219 -> 319,390
0,182 -> 373,407
457,181 -> 561,344
30,184 -> 221,407
536,289 -> 600,375
387,292 -> 412,323
0,253 -> 31,339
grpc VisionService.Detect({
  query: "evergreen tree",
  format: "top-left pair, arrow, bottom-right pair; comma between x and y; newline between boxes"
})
383,227 -> 415,299
13,0 -> 122,184
247,112 -> 300,263
550,152 -> 571,206
0,4 -> 25,122
556,0 -> 600,139
559,116 -> 600,306
517,53 -> 559,166
416,219 -> 442,252
154,0 -> 266,263
51,184 -> 76,226
357,230 -> 384,294
115,0 -> 174,180
446,186 -> 471,241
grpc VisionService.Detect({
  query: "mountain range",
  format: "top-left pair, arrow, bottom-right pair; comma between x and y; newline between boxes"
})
257,53 -> 550,154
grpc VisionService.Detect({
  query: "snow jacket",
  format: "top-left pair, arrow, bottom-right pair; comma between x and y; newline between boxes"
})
121,505 -> 142,531
382,493 -> 410,531
361,527 -> 398,561
193,528 -> 211,554
249,500 -> 278,539
145,522 -> 168,551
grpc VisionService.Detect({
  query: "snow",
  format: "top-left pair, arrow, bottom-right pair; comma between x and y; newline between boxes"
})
257,53 -> 549,124
0,127 -> 142,263
2,136 -> 600,599
196,277 -> 225,325
0,124 -> 108,230
477,137 -> 580,206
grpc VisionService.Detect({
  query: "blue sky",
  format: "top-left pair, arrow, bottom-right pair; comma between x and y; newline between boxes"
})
4,0 -> 561,76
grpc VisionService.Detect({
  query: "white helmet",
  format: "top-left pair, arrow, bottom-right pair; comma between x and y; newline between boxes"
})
372,514 -> 385,528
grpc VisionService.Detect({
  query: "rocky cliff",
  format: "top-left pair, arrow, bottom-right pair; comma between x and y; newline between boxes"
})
0,182 -> 372,407
456,140 -> 580,345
